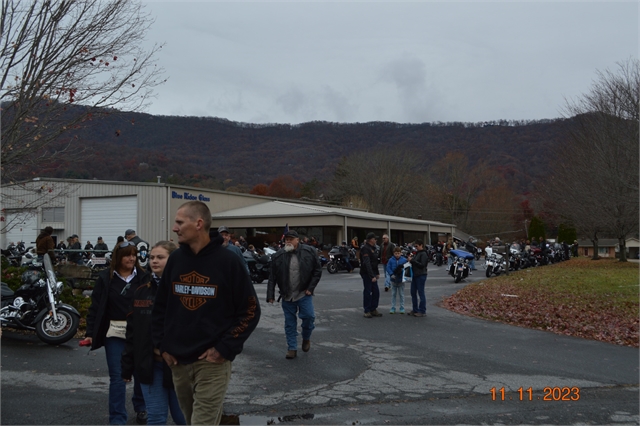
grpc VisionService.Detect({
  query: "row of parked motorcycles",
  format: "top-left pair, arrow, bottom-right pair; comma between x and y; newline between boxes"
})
484,243 -> 573,278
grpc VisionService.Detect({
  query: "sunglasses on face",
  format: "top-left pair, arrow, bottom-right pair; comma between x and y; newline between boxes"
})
119,241 -> 135,249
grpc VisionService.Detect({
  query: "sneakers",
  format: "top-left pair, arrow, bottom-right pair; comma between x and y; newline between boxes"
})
370,310 -> 382,317
407,311 -> 416,316
363,312 -> 373,318
302,340 -> 311,352
399,309 -> 405,314
413,313 -> 426,317
136,411 -> 148,425
389,309 -> 396,314
286,350 -> 297,359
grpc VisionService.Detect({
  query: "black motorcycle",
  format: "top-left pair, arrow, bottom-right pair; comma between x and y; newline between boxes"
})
1,255 -> 80,345
448,249 -> 474,283
327,246 -> 359,274
243,250 -> 271,284
1,242 -> 35,267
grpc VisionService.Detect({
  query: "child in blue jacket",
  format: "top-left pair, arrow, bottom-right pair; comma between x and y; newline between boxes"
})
386,247 -> 409,314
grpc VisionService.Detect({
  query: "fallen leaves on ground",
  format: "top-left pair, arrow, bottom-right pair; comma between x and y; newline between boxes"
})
442,259 -> 639,347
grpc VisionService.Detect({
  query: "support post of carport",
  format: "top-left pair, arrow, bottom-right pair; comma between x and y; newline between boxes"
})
343,216 -> 348,247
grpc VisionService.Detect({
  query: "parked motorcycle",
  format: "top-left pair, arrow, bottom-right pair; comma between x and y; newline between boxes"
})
1,242 -> 36,267
484,247 -> 506,278
327,246 -> 359,274
1,255 -> 80,345
448,249 -> 474,283
243,250 -> 271,284
316,248 -> 328,267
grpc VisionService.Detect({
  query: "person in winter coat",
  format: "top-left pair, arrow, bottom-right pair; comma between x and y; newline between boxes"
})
360,232 -> 382,318
94,237 -> 109,258
386,247 -> 408,314
267,230 -> 322,360
85,241 -> 148,425
379,234 -> 395,291
122,241 -> 185,426
408,240 -> 428,317
152,201 -> 260,425
35,226 -> 55,263
125,229 -> 150,269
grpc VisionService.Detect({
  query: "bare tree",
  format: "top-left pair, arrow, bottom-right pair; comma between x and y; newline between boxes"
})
547,58 -> 639,261
1,0 -> 165,183
330,147 -> 424,216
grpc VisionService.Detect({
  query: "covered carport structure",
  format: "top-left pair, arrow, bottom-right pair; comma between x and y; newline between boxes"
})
210,200 -> 455,248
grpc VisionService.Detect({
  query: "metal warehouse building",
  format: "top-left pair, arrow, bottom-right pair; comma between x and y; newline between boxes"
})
1,178 -> 455,250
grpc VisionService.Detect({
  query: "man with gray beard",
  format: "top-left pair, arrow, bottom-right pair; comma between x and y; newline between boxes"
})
267,230 -> 322,359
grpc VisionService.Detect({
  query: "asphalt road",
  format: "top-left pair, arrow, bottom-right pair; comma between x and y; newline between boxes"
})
1,263 -> 638,425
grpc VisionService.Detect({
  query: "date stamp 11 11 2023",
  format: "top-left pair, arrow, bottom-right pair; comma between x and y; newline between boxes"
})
490,387 -> 581,401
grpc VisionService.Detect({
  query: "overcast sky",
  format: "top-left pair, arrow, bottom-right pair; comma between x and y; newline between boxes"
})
141,1 -> 638,124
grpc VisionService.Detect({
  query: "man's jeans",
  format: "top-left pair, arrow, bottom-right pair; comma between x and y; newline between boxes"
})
139,362 -> 186,425
282,295 -> 315,351
104,337 -> 146,425
383,266 -> 391,289
410,274 -> 427,314
361,275 -> 380,313
171,359 -> 231,425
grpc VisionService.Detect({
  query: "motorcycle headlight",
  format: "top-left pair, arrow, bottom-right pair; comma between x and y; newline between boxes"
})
329,255 -> 334,259
56,281 -> 64,291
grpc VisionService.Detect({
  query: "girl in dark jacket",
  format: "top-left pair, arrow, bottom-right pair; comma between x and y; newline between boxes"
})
121,241 -> 186,425
85,242 -> 149,425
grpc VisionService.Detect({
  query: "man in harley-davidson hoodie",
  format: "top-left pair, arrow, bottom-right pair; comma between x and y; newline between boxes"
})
151,201 -> 260,425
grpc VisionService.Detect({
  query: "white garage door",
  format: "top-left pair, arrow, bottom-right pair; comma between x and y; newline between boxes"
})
5,210 -> 38,246
81,196 -> 137,251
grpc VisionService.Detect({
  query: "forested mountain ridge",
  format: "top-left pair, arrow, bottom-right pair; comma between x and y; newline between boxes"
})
39,109 -> 571,193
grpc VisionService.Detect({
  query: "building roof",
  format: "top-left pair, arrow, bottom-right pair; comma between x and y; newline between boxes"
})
211,200 -> 455,232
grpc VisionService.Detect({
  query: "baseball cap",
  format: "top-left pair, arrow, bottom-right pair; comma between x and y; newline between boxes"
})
125,229 -> 136,236
217,226 -> 230,234
284,230 -> 300,239
366,232 -> 378,240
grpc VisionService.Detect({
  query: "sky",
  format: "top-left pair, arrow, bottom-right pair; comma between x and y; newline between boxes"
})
140,1 -> 639,125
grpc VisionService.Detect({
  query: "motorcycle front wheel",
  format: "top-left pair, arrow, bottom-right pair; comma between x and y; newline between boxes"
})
327,262 -> 338,274
455,271 -> 463,283
36,309 -> 79,345
485,266 -> 493,278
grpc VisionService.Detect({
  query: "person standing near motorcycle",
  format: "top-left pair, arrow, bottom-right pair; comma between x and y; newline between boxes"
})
121,241 -> 186,426
85,241 -> 149,425
444,236 -> 456,271
35,226 -> 55,263
339,241 -> 354,272
408,240 -> 428,318
379,234 -> 395,292
94,237 -> 109,258
67,234 -> 83,265
218,226 -> 250,275
267,230 -> 322,359
360,232 -> 382,318
125,229 -> 150,270
435,241 -> 444,266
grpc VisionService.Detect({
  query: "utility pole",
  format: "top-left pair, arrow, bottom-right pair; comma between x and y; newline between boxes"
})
524,219 -> 529,239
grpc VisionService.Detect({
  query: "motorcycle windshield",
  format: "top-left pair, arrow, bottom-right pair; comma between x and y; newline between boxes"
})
43,255 -> 57,287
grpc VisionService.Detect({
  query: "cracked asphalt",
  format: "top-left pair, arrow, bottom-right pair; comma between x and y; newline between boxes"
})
1,264 -> 638,424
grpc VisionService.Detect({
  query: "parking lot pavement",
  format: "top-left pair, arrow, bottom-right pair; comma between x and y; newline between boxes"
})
1,265 -> 638,425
